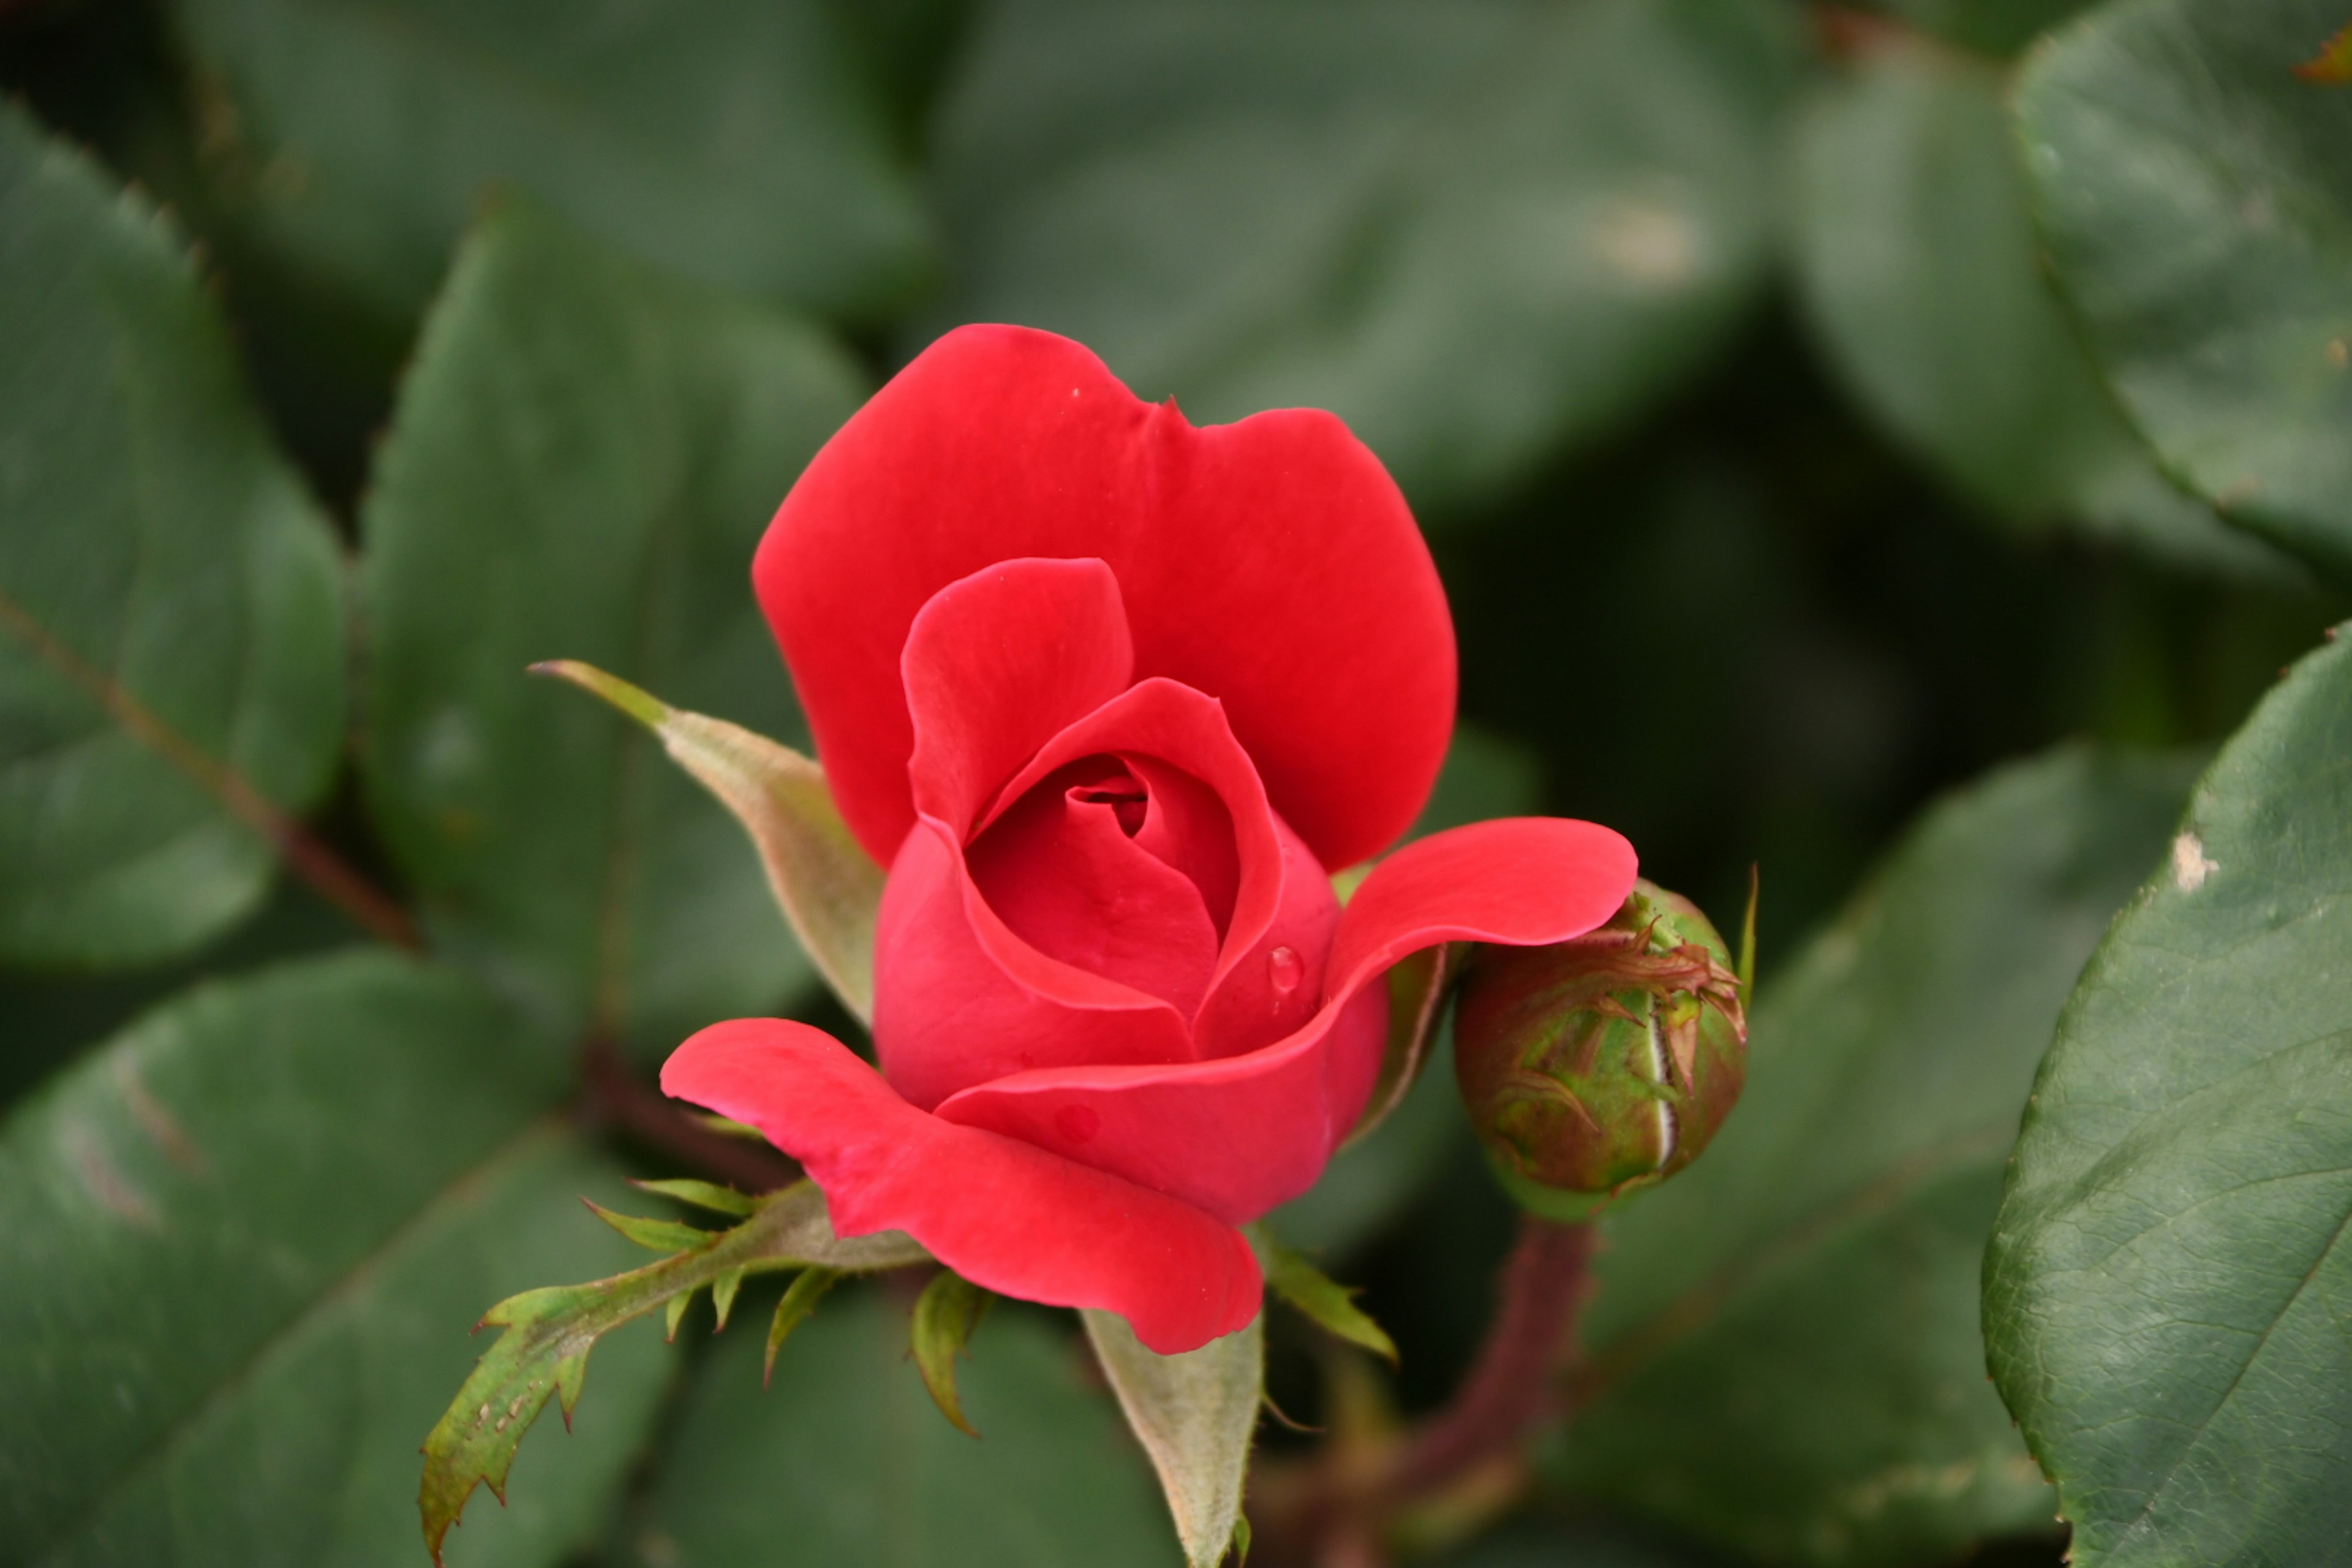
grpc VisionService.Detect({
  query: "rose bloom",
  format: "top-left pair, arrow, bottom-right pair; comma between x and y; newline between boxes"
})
663,327 -> 1636,1354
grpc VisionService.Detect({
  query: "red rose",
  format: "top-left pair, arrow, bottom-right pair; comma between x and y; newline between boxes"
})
662,327 -> 1637,1354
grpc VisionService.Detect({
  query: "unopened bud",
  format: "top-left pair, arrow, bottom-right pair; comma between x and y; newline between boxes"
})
1453,880 -> 1747,1218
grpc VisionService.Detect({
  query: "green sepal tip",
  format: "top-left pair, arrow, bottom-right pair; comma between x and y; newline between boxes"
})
765,1266 -> 843,1385
631,1176 -> 758,1217
1262,1239 -> 1398,1363
911,1268 -> 992,1437
584,1199 -> 711,1254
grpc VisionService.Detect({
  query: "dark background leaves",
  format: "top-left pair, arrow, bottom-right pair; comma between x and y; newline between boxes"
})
3,0 -> 2348,1563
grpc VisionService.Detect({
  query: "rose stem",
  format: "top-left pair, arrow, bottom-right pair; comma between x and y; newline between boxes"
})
1389,1215 -> 1596,1495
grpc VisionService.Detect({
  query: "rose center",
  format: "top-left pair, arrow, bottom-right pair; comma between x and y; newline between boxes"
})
965,755 -> 1242,1014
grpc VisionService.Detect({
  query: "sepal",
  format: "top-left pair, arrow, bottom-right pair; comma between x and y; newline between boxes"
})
418,1180 -> 925,1562
1343,942 -> 1464,1144
764,1265 -> 842,1384
911,1268 -> 993,1436
533,660 -> 887,1022
1262,1238 -> 1396,1363
1084,1307 -> 1264,1568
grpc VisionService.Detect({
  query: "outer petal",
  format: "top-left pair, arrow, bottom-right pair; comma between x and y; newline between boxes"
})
756,324 -> 1455,870
903,556 -> 1133,838
935,818 -> 1640,1223
662,1019 -> 1262,1355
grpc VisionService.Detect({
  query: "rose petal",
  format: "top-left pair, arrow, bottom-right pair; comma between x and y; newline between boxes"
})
1123,753 -> 1239,937
902,556 -> 1135,839
875,679 -> 1336,1107
933,817 -> 1640,1223
980,677 -> 1293,1004
874,819 -> 1193,1112
967,761 -> 1223,1016
661,1019 -> 1262,1355
937,983 -> 1390,1226
756,325 -> 1455,870
1188,807 -> 1341,1063
1322,818 -> 1641,1001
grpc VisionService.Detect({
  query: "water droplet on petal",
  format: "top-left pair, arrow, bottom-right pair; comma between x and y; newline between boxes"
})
1267,946 -> 1303,997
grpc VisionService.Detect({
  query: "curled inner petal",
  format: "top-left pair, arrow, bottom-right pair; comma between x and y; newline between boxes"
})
967,759 -> 1223,1016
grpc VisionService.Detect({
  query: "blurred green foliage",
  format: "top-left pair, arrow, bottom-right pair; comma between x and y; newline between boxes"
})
4,0 -> 2349,1564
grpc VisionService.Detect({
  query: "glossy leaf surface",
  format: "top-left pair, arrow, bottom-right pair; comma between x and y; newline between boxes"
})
922,0 -> 1802,514
0,951 -> 668,1567
635,1291 -> 1180,1567
1986,628 -> 2352,1566
0,104 -> 344,968
1793,40 -> 2280,578
361,206 -> 865,1057
174,0 -> 932,328
1547,748 -> 2195,1567
2017,0 -> 2352,580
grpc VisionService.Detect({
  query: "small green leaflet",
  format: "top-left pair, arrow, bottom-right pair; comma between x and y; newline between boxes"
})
766,1265 -> 844,1384
533,660 -> 886,1023
420,1180 -> 926,1562
1262,1240 -> 1397,1364
631,1176 -> 759,1218
912,1269 -> 995,1436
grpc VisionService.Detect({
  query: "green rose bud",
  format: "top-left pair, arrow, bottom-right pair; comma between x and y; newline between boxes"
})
1453,880 -> 1747,1219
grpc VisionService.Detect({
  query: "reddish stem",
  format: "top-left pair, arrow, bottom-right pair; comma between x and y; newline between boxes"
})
579,1037 -> 800,1194
1390,1216 -> 1595,1494
1254,1215 -> 1596,1567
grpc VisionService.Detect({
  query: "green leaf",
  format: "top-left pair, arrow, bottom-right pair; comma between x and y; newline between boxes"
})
1083,1307 -> 1263,1568
629,1175 -> 758,1218
1261,1238 -> 1398,1363
0,951 -> 668,1568
0,102 -> 345,968
763,1264 -> 841,1384
47,1131 -> 671,1568
911,1268 -> 993,1437
921,0 -> 1803,515
534,660 -> 887,1025
420,1179 -> 927,1559
1984,627 -> 2352,1566
2016,0 -> 2352,581
635,1289 -> 1181,1566
1546,747 -> 2198,1567
584,1200 -> 712,1255
359,203 -> 869,1058
1858,0 -> 2099,56
0,881 -> 352,1107
172,0 -> 933,330
1792,39 -> 2289,580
